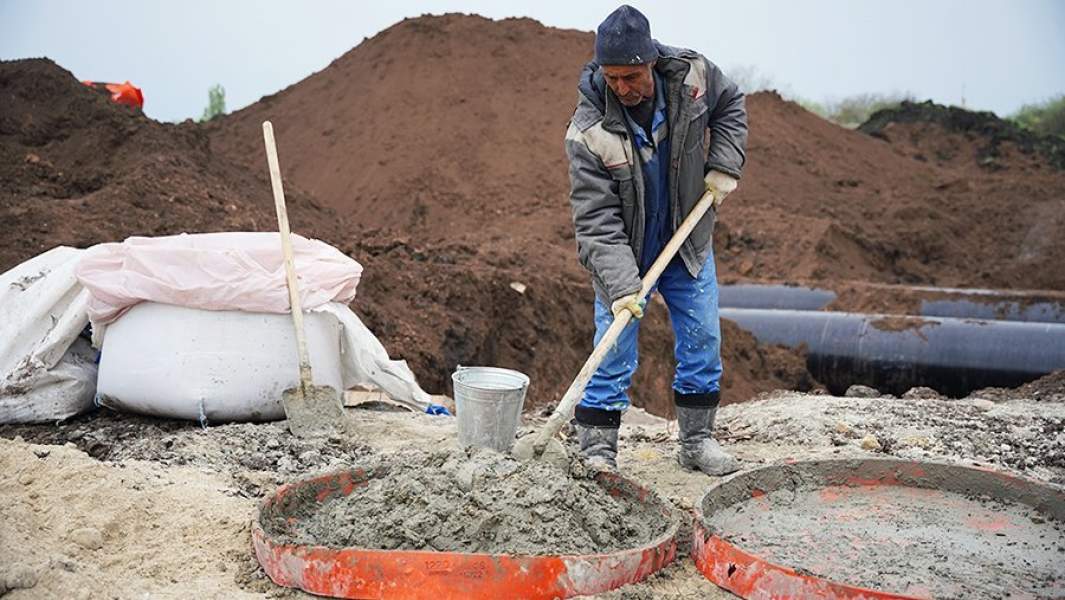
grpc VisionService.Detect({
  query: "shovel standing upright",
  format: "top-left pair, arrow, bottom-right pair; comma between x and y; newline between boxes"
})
263,120 -> 347,438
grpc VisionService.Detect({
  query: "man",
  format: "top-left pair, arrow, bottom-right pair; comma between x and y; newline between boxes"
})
564,5 -> 747,476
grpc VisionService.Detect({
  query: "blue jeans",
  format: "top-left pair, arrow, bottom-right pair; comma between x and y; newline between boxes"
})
580,255 -> 722,412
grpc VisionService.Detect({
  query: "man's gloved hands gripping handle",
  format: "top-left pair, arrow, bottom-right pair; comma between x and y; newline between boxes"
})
704,170 -> 737,209
609,170 -> 737,320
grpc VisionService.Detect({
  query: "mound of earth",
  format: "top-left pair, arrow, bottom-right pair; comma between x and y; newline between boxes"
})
212,14 -> 1065,294
0,58 -> 345,272
969,370 -> 1065,404
343,234 -> 815,417
0,56 -> 813,417
860,100 -> 1065,170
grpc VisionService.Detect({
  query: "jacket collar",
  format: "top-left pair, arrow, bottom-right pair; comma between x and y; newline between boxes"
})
575,41 -> 693,135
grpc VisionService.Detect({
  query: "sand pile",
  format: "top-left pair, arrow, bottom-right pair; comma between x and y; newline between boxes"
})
264,447 -> 672,554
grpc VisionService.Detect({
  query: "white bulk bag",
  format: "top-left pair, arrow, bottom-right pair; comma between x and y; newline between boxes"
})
96,302 -> 345,422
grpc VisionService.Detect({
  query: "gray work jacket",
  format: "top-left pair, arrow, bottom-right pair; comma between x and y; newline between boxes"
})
564,42 -> 748,303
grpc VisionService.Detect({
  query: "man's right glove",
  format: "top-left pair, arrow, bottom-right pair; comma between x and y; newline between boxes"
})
610,292 -> 645,319
704,170 -> 738,209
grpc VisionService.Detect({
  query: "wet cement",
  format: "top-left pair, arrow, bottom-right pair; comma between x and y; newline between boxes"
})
707,483 -> 1065,598
265,447 -> 671,555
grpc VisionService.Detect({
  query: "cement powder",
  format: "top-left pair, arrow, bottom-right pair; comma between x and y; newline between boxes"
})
267,447 -> 671,555
707,483 -> 1065,599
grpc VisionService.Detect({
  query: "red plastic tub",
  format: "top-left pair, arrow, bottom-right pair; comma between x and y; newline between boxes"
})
692,458 -> 1065,599
253,467 -> 679,599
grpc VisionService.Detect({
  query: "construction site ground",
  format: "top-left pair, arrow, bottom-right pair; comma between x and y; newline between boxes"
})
2,383 -> 1062,599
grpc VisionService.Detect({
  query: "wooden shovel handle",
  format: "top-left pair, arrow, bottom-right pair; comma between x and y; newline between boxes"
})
263,121 -> 312,375
531,189 -> 718,454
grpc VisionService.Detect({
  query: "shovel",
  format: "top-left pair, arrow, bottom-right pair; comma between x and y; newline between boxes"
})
263,120 -> 347,438
513,188 -> 719,464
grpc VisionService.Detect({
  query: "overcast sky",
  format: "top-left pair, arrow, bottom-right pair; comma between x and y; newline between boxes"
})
2,0 -> 1063,122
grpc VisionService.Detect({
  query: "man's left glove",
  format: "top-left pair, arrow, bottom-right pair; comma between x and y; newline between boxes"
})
704,170 -> 738,209
610,292 -> 645,319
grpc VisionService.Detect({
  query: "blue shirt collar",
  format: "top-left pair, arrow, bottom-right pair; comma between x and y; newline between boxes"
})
624,71 -> 667,149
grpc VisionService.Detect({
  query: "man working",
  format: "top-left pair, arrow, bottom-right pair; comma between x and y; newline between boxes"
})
564,5 -> 748,476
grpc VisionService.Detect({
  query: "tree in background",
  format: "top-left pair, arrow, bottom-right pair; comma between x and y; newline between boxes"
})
199,84 -> 226,122
1012,96 -> 1065,139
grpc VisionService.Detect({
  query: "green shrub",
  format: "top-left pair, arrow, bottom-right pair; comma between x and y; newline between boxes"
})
1012,95 -> 1065,139
199,84 -> 226,122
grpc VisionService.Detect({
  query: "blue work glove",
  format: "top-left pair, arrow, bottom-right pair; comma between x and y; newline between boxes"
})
425,403 -> 452,416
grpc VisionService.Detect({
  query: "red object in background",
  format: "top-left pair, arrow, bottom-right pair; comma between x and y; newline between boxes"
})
81,80 -> 144,109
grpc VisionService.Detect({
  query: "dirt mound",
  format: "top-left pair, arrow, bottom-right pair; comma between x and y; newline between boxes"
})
344,233 -> 813,417
212,14 -> 1065,296
0,55 -> 813,416
721,92 -> 1065,290
210,14 -> 588,246
0,58 -> 345,272
860,100 -> 1065,170
969,370 -> 1065,404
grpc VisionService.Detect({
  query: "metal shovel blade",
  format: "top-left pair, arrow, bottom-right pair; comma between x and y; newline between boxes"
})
282,383 -> 347,438
511,434 -> 570,469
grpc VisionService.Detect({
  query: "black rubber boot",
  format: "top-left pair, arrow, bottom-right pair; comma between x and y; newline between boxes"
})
675,391 -> 740,476
575,405 -> 620,471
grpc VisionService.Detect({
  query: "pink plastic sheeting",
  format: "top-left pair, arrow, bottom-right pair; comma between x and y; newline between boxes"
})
75,232 -> 363,325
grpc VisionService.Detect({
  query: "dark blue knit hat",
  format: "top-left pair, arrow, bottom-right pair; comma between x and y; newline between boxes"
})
595,5 -> 658,65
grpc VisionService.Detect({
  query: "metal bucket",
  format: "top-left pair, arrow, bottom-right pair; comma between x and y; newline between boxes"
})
451,366 -> 529,452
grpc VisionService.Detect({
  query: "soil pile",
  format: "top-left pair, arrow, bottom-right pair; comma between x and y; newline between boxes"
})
969,370 -> 1065,404
860,100 -> 1065,170
723,92 -> 1065,290
264,447 -> 671,554
0,58 -> 345,272
343,233 -> 815,415
0,55 -> 813,416
212,14 -> 1065,293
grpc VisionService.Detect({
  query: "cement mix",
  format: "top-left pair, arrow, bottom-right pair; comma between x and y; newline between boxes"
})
706,482 -> 1065,598
264,447 -> 672,555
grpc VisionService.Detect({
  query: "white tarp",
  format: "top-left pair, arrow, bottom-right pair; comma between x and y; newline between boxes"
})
75,231 -> 363,325
0,247 -> 98,423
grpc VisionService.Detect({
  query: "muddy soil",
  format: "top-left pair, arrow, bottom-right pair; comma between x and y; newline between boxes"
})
708,483 -> 1065,598
267,447 -> 670,554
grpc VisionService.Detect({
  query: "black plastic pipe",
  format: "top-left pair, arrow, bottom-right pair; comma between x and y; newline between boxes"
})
719,284 -> 836,311
719,283 -> 1065,324
720,308 -> 1065,397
